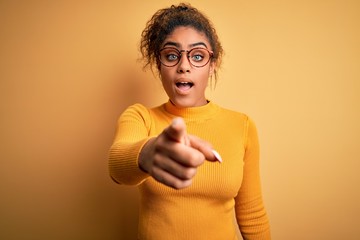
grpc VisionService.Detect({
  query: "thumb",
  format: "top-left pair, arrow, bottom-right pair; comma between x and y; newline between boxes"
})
164,117 -> 189,145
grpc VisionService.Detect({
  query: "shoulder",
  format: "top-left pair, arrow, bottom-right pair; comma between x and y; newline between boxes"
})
119,103 -> 165,123
216,104 -> 258,133
120,103 -> 149,118
117,103 -> 157,127
217,105 -> 251,122
220,106 -> 260,150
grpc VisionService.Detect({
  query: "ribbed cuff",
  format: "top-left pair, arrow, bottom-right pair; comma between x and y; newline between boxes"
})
109,138 -> 152,185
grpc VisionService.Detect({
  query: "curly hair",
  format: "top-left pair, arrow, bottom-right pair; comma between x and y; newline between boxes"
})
140,3 -> 223,82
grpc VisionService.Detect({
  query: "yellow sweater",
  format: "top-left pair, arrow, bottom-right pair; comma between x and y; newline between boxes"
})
109,101 -> 271,240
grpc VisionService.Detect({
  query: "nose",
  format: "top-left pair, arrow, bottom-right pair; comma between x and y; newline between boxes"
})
177,53 -> 191,73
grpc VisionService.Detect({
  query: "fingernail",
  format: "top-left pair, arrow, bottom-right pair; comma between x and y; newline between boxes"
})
172,117 -> 181,127
212,149 -> 222,163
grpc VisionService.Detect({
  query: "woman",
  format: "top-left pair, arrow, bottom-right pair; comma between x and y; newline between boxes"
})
109,3 -> 271,240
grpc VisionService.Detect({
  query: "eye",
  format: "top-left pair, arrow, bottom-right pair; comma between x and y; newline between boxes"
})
191,54 -> 204,62
160,48 -> 181,63
166,53 -> 179,61
189,49 -> 207,62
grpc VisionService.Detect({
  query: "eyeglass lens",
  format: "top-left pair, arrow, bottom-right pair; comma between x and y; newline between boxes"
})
159,48 -> 212,67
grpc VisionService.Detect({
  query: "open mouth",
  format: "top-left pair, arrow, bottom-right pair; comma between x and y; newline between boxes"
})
176,82 -> 194,90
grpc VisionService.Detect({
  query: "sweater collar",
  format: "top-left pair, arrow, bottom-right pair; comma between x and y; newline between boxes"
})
163,100 -> 219,121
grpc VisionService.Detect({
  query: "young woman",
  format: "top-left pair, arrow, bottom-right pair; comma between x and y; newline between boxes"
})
109,3 -> 271,240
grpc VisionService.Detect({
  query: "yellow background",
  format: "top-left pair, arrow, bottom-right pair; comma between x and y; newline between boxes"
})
1,1 -> 359,239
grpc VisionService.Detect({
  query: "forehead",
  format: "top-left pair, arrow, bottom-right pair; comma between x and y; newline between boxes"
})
162,26 -> 211,49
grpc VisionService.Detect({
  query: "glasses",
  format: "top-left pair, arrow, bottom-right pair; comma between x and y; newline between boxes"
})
159,47 -> 213,68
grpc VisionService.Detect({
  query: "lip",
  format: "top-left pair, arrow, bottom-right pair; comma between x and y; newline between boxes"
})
174,78 -> 194,95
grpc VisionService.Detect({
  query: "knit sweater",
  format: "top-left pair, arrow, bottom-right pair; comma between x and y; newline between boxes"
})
109,101 -> 271,240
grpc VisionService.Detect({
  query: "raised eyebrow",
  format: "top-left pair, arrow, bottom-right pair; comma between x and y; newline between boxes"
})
162,41 -> 180,48
162,41 -> 208,49
189,42 -> 208,48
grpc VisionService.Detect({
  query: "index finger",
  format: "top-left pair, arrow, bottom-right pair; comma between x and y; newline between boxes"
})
163,118 -> 189,145
188,135 -> 222,163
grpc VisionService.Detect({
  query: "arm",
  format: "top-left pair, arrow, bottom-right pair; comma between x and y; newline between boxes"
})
108,104 -> 152,185
109,105 -> 218,188
235,117 -> 271,239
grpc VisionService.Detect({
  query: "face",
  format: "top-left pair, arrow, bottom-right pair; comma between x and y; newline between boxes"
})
159,26 -> 215,108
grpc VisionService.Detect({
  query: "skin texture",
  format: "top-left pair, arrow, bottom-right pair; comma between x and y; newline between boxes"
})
138,26 -> 218,189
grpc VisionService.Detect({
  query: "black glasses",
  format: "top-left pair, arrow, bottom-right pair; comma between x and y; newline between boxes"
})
159,47 -> 213,68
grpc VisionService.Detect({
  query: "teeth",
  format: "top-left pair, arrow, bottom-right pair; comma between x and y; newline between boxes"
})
176,82 -> 193,86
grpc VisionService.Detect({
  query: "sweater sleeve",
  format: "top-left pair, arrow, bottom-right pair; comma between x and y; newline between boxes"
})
235,117 -> 271,239
108,104 -> 152,185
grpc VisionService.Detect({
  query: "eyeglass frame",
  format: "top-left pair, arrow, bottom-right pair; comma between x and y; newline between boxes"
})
158,47 -> 214,68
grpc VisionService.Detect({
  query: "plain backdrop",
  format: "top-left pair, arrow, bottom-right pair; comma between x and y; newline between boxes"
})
1,0 -> 359,239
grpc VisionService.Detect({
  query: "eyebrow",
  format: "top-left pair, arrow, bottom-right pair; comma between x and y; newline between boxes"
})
163,41 -> 208,49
